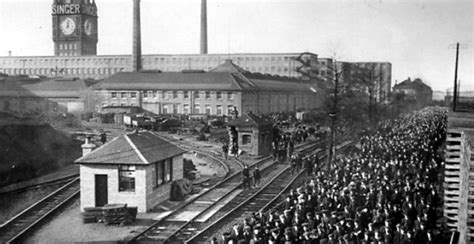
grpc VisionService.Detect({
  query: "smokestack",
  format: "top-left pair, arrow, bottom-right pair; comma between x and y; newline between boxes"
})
200,0 -> 208,54
132,0 -> 142,72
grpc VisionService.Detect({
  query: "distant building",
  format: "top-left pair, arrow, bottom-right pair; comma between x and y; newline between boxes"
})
75,131 -> 186,212
393,77 -> 433,108
93,59 -> 324,116
0,53 -> 318,80
0,75 -> 94,116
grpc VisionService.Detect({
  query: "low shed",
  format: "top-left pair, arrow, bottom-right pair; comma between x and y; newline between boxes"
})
75,131 -> 186,212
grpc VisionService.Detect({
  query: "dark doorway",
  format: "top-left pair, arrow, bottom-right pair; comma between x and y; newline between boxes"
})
95,174 -> 108,207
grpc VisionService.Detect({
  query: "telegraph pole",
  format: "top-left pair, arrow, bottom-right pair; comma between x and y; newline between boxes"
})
328,61 -> 340,165
453,42 -> 459,111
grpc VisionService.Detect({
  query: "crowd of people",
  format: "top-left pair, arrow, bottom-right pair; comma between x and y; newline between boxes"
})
215,107 -> 448,244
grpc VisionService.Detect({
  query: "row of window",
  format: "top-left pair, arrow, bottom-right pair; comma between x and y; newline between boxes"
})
164,104 -> 235,115
1,67 -> 122,76
58,52 -> 78,56
0,57 -> 129,66
59,43 -> 78,50
104,103 -> 236,116
139,91 -> 234,100
118,159 -> 173,192
0,56 -> 314,68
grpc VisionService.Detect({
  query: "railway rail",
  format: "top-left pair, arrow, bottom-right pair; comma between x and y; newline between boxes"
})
0,174 -> 79,198
0,177 -> 80,244
128,139 -> 321,243
185,140 -> 353,243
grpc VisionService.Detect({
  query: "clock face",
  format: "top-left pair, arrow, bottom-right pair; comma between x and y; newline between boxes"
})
60,17 -> 76,36
84,19 -> 92,36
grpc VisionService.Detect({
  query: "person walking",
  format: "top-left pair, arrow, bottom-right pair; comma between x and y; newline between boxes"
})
253,166 -> 261,187
222,143 -> 229,160
242,165 -> 250,189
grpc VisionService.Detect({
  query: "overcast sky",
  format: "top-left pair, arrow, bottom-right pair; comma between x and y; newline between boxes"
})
0,0 -> 472,91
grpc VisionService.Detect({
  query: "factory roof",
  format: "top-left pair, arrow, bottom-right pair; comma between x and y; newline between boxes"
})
75,131 -> 186,165
0,77 -> 88,98
95,60 -> 320,93
228,112 -> 272,128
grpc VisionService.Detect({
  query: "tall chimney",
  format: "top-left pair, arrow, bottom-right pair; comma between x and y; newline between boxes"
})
200,0 -> 208,54
132,0 -> 142,72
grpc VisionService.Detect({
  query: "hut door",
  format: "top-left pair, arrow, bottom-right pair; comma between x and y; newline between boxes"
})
95,174 -> 108,207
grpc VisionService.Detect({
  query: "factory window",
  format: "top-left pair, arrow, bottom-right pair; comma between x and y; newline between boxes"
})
242,135 -> 252,145
173,91 -> 178,99
121,92 -> 127,98
147,91 -> 153,98
119,165 -> 135,192
183,91 -> 189,98
143,91 -> 148,98
59,44 -> 63,50
183,104 -> 190,114
216,91 -> 222,100
162,105 -> 169,114
163,91 -> 168,99
173,104 -> 178,114
194,91 -> 200,99
111,92 -> 117,98
194,105 -> 200,114
205,91 -> 211,99
216,105 -> 223,115
131,92 -> 137,98
205,105 -> 211,115
227,92 -> 234,100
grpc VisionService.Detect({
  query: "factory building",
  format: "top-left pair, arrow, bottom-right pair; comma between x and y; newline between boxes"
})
93,59 -> 324,116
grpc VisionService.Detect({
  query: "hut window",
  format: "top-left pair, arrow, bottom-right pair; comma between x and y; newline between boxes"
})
242,135 -> 252,145
155,158 -> 173,186
119,165 -> 135,192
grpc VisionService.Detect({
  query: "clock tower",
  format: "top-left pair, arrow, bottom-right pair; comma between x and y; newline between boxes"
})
52,0 -> 98,56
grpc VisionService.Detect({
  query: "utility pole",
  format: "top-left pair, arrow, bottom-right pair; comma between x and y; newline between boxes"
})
453,42 -> 459,112
328,61 -> 340,165
449,42 -> 468,111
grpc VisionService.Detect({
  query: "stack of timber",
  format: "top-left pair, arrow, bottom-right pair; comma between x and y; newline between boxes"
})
101,204 -> 133,225
81,205 -> 137,225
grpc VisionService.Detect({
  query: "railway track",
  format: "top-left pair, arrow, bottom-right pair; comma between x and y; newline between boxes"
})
185,140 -> 352,243
0,174 -> 79,198
128,139 -> 321,243
0,177 -> 80,244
